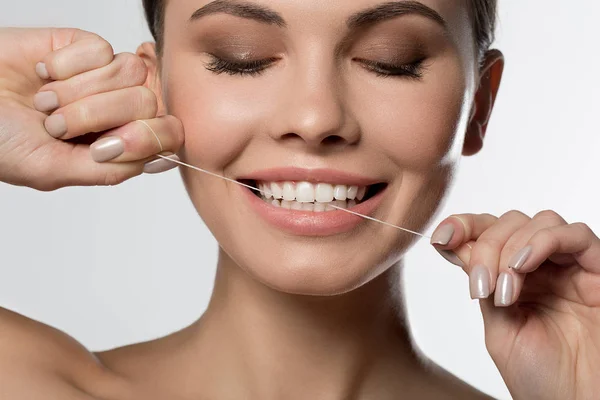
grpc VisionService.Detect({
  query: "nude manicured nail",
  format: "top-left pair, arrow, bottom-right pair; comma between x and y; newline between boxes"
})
435,248 -> 464,267
33,91 -> 59,112
144,155 -> 180,174
36,62 -> 50,79
431,224 -> 455,245
469,265 -> 491,299
44,114 -> 67,138
495,273 -> 514,307
91,137 -> 125,163
509,246 -> 533,271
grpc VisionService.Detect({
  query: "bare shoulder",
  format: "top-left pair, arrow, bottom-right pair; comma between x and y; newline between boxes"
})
0,307 -> 131,399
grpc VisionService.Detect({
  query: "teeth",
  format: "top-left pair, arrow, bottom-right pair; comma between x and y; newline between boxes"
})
302,202 -> 314,211
315,183 -> 334,203
347,186 -> 358,200
334,200 -> 347,209
357,186 -> 366,201
271,182 -> 283,200
283,183 -> 295,201
264,184 -> 273,199
257,180 -> 372,212
333,185 -> 347,201
313,202 -> 326,212
296,182 -> 315,203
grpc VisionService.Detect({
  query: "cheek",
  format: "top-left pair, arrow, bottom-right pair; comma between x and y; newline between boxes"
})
162,65 -> 274,170
355,59 -> 468,169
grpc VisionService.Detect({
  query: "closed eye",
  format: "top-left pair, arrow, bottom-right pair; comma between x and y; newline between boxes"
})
205,54 -> 279,76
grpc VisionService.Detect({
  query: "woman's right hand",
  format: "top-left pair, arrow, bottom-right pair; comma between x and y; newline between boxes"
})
0,27 -> 184,191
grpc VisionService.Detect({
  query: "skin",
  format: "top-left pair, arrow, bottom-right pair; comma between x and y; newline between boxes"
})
0,1 -> 599,399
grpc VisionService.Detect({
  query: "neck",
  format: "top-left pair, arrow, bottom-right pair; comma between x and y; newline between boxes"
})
191,249 -> 427,399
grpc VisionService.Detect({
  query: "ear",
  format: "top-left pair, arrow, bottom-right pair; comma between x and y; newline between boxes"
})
463,49 -> 504,156
136,42 -> 167,116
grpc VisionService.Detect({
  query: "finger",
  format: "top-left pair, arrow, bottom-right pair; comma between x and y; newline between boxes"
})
431,213 -> 498,268
466,210 -> 531,303
46,145 -> 180,188
513,222 -> 600,274
34,53 -> 147,114
38,29 -> 114,81
43,86 -> 158,140
89,116 -> 184,163
431,213 -> 498,249
498,210 -> 567,306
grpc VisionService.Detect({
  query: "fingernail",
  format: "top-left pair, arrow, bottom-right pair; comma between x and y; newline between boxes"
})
33,91 -> 59,112
90,137 -> 125,163
435,248 -> 464,268
431,224 -> 455,246
509,245 -> 533,271
495,273 -> 514,307
469,265 -> 491,299
144,155 -> 180,174
44,114 -> 67,138
36,62 -> 50,79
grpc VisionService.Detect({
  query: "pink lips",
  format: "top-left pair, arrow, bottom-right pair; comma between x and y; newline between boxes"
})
238,168 -> 387,236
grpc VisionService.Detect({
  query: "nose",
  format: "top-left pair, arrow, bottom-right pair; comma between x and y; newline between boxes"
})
271,63 -> 360,150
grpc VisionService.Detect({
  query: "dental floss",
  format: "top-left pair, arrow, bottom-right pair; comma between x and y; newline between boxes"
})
155,154 -> 432,240
136,120 -> 432,240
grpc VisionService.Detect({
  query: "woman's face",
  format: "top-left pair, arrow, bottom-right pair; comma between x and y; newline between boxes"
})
157,0 -> 481,295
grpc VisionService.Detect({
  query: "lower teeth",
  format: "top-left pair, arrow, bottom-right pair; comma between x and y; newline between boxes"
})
263,198 -> 357,211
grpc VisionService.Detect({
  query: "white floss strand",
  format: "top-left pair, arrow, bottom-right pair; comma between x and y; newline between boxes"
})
154,154 -> 431,239
137,120 -> 164,152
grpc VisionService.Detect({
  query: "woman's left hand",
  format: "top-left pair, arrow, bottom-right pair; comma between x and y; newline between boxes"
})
430,210 -> 600,400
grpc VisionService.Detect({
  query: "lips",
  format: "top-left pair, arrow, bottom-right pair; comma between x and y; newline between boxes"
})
237,168 -> 388,236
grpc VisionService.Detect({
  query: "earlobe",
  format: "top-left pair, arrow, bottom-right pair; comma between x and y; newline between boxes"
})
463,49 -> 505,157
136,42 -> 167,116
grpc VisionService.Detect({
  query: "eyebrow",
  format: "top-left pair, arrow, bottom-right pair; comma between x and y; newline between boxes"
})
189,0 -> 446,31
347,1 -> 447,30
189,0 -> 286,27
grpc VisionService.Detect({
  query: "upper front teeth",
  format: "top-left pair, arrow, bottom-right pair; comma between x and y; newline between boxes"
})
258,181 -> 367,203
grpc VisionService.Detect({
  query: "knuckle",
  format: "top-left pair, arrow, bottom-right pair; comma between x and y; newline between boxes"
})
532,227 -> 558,247
167,115 -> 185,146
101,170 -> 129,187
92,37 -> 115,64
75,101 -> 94,128
135,86 -> 158,118
119,53 -> 148,86
472,237 -> 504,258
534,209 -> 564,223
571,222 -> 594,237
499,209 -> 528,221
479,213 -> 498,220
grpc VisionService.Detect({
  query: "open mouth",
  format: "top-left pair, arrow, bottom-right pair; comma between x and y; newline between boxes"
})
239,180 -> 388,212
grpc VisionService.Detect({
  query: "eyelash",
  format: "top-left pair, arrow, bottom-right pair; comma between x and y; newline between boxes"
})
205,55 -> 426,79
205,55 -> 278,76
355,58 -> 426,79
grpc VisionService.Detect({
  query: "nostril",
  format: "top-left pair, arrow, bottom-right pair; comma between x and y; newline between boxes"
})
321,135 -> 345,146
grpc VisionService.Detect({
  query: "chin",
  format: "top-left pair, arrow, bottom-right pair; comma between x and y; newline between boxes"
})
222,229 -> 415,297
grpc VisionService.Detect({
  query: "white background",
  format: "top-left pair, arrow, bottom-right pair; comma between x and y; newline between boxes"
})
1,1 -> 598,399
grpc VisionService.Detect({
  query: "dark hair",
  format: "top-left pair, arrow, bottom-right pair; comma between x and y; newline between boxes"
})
143,0 -> 497,60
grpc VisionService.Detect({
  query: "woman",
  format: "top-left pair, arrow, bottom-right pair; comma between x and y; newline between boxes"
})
0,0 -> 598,398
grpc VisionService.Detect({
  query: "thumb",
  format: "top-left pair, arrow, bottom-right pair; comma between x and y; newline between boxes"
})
53,143 -> 144,188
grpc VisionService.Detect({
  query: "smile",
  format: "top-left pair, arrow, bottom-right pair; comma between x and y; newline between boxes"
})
248,181 -> 387,212
237,168 -> 389,236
